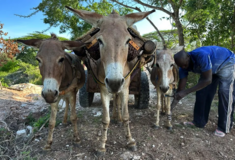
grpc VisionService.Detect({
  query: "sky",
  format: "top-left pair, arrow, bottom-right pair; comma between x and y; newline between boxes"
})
0,0 -> 173,40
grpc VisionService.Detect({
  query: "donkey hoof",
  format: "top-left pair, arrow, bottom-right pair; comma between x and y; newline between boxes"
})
152,124 -> 159,129
43,145 -> 51,151
111,119 -> 122,125
161,112 -> 166,115
128,144 -> 137,152
73,141 -> 81,147
167,126 -> 173,130
95,148 -> 106,156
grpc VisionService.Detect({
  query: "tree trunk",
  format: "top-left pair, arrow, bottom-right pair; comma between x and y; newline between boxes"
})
174,16 -> 184,46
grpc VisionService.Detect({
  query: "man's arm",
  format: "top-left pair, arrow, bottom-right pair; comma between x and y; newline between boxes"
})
177,77 -> 187,92
174,69 -> 212,100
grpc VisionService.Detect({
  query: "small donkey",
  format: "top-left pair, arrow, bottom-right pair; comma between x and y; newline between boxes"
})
17,34 -> 86,150
150,46 -> 182,130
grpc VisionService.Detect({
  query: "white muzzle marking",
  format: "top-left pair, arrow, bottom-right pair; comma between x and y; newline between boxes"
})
42,78 -> 59,94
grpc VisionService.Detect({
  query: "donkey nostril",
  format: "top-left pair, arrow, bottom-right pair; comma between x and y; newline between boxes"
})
121,78 -> 124,85
41,91 -> 44,97
54,90 -> 58,96
105,78 -> 109,84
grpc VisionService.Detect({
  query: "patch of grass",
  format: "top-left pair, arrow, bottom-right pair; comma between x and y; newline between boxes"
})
77,110 -> 85,119
93,116 -> 102,124
25,113 -> 36,126
20,151 -> 37,160
33,113 -> 50,130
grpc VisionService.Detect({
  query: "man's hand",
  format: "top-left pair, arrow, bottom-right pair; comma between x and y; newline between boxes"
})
174,90 -> 188,101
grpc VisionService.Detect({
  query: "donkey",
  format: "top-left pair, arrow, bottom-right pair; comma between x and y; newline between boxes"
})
66,6 -> 155,155
17,34 -> 86,150
150,47 -> 181,130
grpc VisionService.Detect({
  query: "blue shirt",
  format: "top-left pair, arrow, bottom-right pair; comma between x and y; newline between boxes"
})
179,46 -> 235,79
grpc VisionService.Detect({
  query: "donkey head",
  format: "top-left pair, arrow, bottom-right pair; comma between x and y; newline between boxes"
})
66,6 -> 154,93
17,34 -> 86,103
155,49 -> 176,93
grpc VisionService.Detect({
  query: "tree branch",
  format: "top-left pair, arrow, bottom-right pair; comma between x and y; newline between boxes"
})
111,0 -> 166,45
133,0 -> 173,16
14,10 -> 40,18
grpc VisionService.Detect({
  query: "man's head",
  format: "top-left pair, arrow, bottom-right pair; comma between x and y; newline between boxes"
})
174,49 -> 190,69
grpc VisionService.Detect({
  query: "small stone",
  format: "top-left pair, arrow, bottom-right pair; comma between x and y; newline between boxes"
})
21,103 -> 27,107
142,153 -> 145,156
34,139 -> 40,142
66,145 -> 69,147
230,139 -> 233,141
61,135 -> 64,137
26,126 -> 33,135
16,129 -> 26,139
97,130 -> 102,136
133,155 -> 141,160
113,141 -> 116,144
181,143 -> 184,146
152,145 -> 155,148
180,136 -> 184,139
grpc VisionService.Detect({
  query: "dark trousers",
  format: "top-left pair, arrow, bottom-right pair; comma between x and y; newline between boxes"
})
193,63 -> 235,133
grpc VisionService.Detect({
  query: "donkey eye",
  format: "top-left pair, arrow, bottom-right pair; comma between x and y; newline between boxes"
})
97,38 -> 103,45
170,64 -> 174,67
156,63 -> 159,68
58,57 -> 64,63
126,39 -> 131,45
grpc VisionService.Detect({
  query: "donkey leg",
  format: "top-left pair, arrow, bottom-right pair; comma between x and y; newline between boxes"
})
161,94 -> 166,115
120,89 -> 136,151
44,102 -> 58,150
112,94 -> 122,124
62,98 -> 69,125
69,90 -> 80,145
96,87 -> 111,156
153,89 -> 161,129
166,96 -> 173,130
111,94 -> 118,123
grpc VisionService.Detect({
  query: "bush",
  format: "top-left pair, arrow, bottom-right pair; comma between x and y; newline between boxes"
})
16,46 -> 38,66
0,59 -> 42,86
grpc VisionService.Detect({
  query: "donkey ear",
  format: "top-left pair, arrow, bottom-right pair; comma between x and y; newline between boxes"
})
124,10 -> 155,27
171,45 -> 185,55
62,41 -> 88,50
16,39 -> 42,48
65,6 -> 103,27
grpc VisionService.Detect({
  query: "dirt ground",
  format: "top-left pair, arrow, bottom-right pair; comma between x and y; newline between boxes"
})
0,78 -> 235,160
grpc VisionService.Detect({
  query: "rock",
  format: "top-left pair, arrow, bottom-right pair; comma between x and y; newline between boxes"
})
26,126 -> 33,135
120,151 -> 133,160
21,103 -> 27,107
94,111 -> 102,117
16,129 -> 27,139
133,155 -> 141,160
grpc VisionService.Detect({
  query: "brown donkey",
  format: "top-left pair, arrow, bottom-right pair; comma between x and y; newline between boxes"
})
150,46 -> 183,130
17,34 -> 86,150
66,6 -> 155,155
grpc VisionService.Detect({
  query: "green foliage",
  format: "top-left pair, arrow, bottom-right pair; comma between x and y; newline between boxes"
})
0,60 -> 20,72
0,59 -> 42,86
17,61 -> 42,85
11,32 -> 69,41
184,0 -> 235,52
16,46 -> 38,66
33,113 -> 50,130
